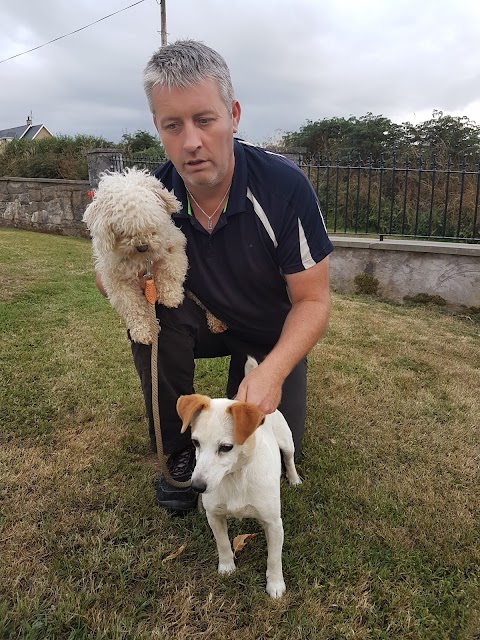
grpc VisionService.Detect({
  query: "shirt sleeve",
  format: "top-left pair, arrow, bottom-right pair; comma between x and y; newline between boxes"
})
276,172 -> 334,274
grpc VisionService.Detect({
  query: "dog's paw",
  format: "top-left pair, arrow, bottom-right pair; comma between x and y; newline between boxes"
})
129,325 -> 157,345
266,579 -> 286,599
218,562 -> 236,575
288,472 -> 302,486
159,290 -> 184,308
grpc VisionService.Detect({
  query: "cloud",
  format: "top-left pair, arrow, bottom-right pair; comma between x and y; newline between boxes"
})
2,0 -> 480,144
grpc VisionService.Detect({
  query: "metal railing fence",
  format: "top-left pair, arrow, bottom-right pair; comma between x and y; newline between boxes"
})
109,151 -> 480,243
301,153 -> 479,243
110,153 -> 161,174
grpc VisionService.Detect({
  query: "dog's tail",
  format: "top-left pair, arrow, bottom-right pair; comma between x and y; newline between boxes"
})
244,355 -> 259,376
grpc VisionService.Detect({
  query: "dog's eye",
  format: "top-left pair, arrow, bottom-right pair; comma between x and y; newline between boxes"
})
192,438 -> 200,449
218,444 -> 233,454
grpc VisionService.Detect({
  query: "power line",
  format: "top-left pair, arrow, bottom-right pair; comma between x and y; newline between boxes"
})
0,0 -> 148,65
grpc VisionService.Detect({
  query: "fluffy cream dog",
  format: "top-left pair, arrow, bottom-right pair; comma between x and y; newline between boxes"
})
83,168 -> 187,344
176,357 -> 301,598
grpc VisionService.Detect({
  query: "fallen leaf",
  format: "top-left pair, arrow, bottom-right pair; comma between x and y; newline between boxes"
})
233,533 -> 258,557
162,542 -> 187,563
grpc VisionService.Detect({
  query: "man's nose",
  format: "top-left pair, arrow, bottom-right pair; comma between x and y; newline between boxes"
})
183,123 -> 202,153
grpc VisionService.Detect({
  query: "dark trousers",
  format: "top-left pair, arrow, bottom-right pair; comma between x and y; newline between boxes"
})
130,295 -> 307,457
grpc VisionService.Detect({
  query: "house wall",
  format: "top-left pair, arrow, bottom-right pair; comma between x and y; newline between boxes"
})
33,129 -> 53,141
0,176 -> 91,237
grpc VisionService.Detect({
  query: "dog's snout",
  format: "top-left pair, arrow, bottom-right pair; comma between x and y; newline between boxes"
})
136,244 -> 149,253
191,479 -> 207,494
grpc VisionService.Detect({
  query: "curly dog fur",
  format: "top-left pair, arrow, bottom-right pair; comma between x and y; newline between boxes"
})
83,168 -> 188,345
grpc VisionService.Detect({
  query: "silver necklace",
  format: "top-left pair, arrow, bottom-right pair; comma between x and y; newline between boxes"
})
185,184 -> 231,230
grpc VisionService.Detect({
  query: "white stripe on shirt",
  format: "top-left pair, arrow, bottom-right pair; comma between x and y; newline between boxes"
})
298,218 -> 316,269
246,187 -> 278,248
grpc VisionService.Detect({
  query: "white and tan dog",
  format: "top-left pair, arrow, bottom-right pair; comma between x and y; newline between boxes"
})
83,168 -> 187,344
176,358 -> 301,598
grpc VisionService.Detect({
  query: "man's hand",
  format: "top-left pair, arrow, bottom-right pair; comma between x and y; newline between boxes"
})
235,362 -> 284,414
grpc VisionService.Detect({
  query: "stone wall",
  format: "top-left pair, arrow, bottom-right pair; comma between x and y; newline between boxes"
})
0,177 -> 91,237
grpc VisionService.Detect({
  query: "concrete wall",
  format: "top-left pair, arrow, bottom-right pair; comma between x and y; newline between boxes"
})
0,177 -> 91,237
330,237 -> 480,307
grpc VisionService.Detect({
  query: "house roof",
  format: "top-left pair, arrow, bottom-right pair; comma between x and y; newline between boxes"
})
0,125 -> 30,139
0,124 -> 53,140
23,125 -> 45,139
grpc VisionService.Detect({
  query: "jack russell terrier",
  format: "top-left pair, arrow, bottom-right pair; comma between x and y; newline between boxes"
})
176,357 -> 301,598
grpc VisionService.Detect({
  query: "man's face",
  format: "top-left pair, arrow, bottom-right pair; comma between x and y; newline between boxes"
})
152,78 -> 241,190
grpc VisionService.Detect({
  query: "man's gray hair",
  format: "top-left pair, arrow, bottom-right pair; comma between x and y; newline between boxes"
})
143,40 -> 235,113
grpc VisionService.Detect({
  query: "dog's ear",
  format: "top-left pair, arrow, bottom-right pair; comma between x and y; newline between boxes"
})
83,199 -> 98,228
153,183 -> 182,215
83,200 -> 116,252
227,402 -> 265,445
176,394 -> 210,433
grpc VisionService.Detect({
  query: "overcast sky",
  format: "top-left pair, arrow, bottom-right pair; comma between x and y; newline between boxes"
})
2,0 -> 480,145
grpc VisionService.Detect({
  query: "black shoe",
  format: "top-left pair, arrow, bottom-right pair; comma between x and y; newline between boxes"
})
155,445 -> 198,514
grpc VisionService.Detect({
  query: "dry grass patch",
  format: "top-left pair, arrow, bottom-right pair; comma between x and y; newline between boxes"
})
1,229 -> 479,639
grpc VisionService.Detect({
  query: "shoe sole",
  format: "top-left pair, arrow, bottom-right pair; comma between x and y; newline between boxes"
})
156,497 -> 198,514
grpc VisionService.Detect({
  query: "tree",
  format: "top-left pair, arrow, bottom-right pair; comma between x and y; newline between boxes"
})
281,114 -> 408,160
412,111 -> 480,162
280,111 -> 480,165
121,130 -> 164,154
282,117 -> 352,157
340,114 -> 407,161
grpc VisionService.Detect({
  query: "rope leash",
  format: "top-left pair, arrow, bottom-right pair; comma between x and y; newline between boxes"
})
144,267 -> 192,488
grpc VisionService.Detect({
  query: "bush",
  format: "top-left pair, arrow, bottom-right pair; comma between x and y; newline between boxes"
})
354,273 -> 379,295
0,131 -> 167,180
0,135 -> 115,180
404,293 -> 447,306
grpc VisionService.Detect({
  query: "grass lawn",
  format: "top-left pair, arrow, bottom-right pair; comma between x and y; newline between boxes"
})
0,227 -> 479,640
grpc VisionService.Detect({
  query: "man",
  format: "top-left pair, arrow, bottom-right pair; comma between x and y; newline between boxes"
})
97,40 -> 333,514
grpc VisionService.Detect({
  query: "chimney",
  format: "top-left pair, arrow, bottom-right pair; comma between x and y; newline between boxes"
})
26,115 -> 32,126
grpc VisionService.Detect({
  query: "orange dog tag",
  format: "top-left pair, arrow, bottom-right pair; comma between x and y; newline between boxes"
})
144,278 -> 157,304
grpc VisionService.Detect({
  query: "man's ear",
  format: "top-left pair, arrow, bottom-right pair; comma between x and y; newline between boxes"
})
231,100 -> 241,134
176,394 -> 210,433
227,402 -> 265,445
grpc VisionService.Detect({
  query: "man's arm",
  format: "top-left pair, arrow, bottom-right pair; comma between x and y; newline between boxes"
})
235,256 -> 331,414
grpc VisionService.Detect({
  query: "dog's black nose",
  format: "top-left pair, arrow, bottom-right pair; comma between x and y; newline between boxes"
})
191,479 -> 207,493
136,244 -> 149,252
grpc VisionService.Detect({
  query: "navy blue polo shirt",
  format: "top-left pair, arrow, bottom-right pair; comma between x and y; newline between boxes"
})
154,139 -> 333,345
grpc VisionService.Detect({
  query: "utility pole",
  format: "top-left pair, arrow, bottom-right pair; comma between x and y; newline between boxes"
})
160,0 -> 167,46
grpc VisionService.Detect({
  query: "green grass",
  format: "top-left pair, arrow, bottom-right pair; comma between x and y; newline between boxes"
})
1,228 -> 479,639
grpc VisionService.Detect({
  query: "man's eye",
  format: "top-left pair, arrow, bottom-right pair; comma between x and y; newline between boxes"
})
218,444 -> 233,454
198,118 -> 211,125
